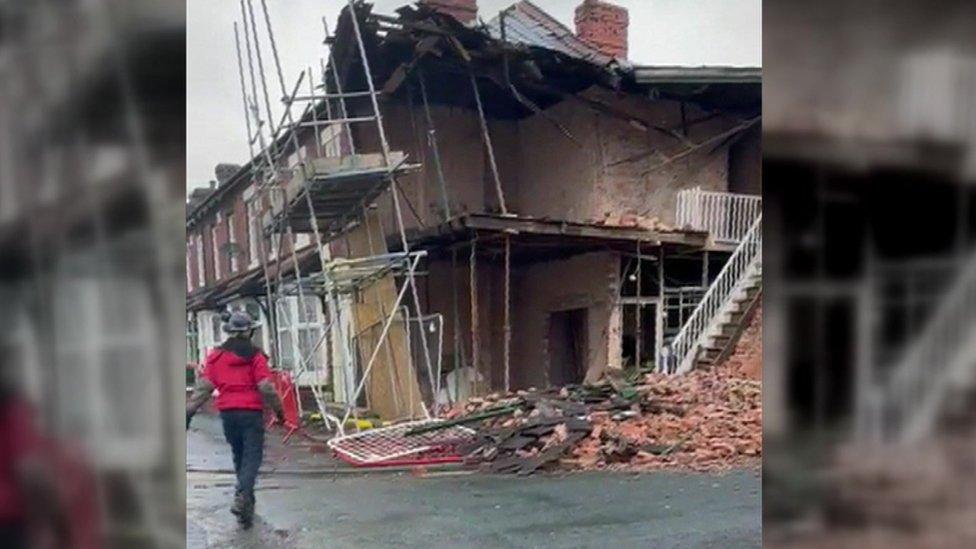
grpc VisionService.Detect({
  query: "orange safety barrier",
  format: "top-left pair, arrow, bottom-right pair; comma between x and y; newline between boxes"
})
267,369 -> 301,442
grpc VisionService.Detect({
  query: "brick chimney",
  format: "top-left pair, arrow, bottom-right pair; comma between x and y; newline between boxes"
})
214,163 -> 241,184
574,0 -> 628,60
421,0 -> 478,25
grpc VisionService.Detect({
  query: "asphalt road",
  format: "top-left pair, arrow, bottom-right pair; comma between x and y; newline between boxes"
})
187,415 -> 761,548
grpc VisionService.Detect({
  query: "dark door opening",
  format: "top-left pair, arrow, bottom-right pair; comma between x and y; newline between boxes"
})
621,302 -> 658,370
548,308 -> 588,386
786,295 -> 855,433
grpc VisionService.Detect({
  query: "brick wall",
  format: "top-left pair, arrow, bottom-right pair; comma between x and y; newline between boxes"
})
723,298 -> 762,380
512,91 -> 733,226
574,0 -> 628,60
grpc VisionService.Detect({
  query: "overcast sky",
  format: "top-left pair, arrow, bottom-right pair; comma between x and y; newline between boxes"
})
186,0 -> 761,195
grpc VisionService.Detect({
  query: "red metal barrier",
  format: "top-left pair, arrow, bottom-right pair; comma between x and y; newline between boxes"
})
267,370 -> 301,442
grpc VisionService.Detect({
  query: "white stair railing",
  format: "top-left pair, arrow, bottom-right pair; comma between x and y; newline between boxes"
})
677,187 -> 762,245
862,250 -> 976,443
659,213 -> 762,374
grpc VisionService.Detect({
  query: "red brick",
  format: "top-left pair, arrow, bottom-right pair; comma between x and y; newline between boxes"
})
574,0 -> 628,60
723,299 -> 762,380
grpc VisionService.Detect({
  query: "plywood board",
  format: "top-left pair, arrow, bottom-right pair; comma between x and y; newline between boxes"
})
344,209 -> 426,420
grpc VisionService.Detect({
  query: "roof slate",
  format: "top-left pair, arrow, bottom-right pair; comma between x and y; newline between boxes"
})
486,1 -> 613,66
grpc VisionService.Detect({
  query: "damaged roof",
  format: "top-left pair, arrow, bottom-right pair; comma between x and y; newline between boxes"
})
328,1 -> 758,116
485,0 -> 613,67
327,1 -> 620,120
188,1 -> 760,227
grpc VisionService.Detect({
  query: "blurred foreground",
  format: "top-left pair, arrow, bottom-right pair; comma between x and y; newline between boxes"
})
765,0 -> 976,546
0,1 -> 184,547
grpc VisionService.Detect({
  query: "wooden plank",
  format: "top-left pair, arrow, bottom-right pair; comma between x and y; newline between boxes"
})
462,215 -> 708,246
345,210 -> 426,420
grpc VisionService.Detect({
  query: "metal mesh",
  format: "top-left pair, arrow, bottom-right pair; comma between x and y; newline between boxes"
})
327,420 -> 476,465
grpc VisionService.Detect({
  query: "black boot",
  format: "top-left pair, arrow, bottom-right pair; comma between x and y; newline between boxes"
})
230,489 -> 244,517
236,491 -> 255,529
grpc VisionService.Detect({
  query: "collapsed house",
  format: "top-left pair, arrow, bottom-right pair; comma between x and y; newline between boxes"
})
185,0 -> 762,424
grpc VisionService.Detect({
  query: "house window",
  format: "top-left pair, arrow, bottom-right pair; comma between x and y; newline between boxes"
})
195,310 -> 224,359
195,234 -> 205,287
268,233 -> 280,261
186,314 -> 200,366
53,275 -> 162,468
320,125 -> 343,158
228,214 -> 238,273
247,199 -> 260,268
285,144 -> 308,170
274,296 -> 325,373
186,243 -> 193,291
211,214 -> 222,281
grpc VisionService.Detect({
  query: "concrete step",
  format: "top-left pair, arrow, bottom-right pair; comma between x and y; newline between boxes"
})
701,347 -> 723,361
706,334 -> 733,348
720,308 -> 747,323
695,357 -> 717,369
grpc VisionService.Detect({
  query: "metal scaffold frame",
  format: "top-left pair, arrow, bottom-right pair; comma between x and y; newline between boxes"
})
230,0 -> 444,437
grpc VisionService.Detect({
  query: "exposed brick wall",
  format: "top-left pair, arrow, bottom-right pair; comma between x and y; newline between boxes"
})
512,92 -> 733,226
575,0 -> 628,60
421,0 -> 477,25
723,298 -> 762,380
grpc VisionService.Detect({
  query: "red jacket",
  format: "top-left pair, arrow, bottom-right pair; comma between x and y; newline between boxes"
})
203,347 -> 273,411
0,399 -> 41,522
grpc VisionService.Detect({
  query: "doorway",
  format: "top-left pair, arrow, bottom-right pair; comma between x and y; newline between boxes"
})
620,300 -> 659,370
547,308 -> 588,386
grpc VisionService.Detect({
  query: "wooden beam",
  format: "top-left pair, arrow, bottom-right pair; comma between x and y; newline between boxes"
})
470,237 -> 480,396
504,235 -> 511,392
462,214 -> 708,247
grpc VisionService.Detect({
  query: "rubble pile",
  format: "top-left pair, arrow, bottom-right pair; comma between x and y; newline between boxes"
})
441,362 -> 761,474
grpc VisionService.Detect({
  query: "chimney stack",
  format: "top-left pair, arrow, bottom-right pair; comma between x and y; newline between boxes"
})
574,0 -> 628,60
420,0 -> 478,25
215,163 -> 241,184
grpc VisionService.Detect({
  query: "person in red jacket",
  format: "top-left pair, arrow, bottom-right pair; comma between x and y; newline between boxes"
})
186,311 -> 283,529
0,360 -> 68,548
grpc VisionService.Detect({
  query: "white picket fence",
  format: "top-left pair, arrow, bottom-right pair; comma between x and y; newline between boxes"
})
676,188 -> 762,245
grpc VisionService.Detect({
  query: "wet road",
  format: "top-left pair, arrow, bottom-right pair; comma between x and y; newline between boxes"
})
187,415 -> 761,548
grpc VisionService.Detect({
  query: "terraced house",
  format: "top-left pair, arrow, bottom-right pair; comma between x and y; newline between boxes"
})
186,0 -> 761,422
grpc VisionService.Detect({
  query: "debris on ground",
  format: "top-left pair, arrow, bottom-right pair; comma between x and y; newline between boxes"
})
434,362 -> 761,475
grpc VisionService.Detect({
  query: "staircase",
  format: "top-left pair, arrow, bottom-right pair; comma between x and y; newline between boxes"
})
694,271 -> 762,369
659,214 -> 762,374
861,250 -> 976,443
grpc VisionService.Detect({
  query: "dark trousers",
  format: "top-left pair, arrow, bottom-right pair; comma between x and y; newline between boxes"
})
0,522 -> 27,549
219,410 -> 265,497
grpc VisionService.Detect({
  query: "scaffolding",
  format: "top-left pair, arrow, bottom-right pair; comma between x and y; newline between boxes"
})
232,0 -> 443,436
